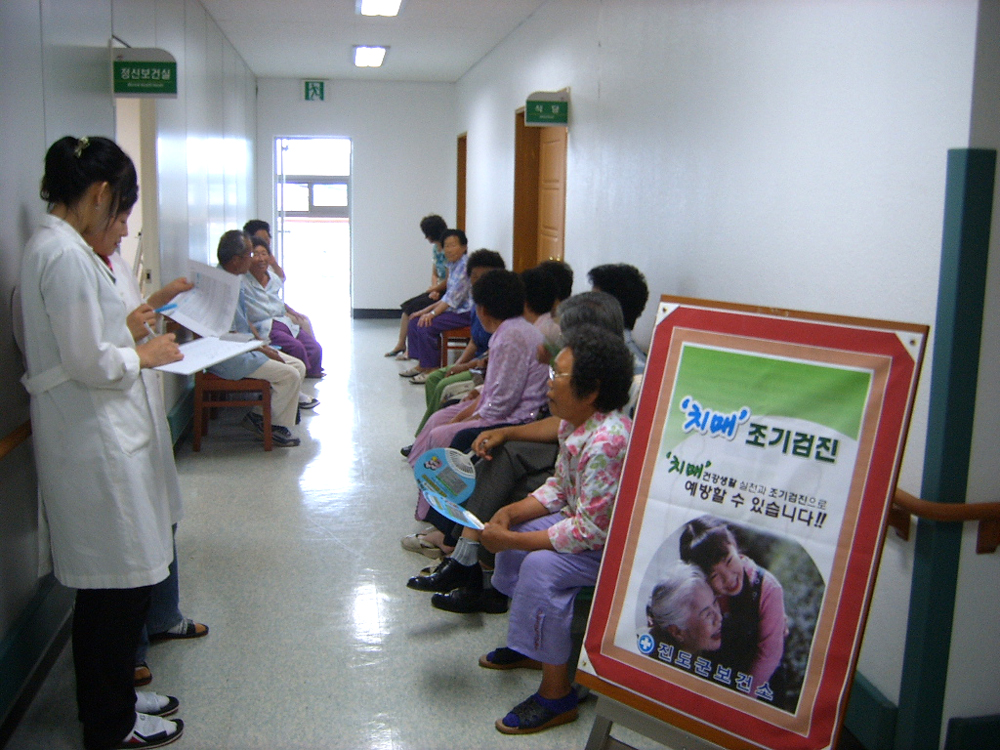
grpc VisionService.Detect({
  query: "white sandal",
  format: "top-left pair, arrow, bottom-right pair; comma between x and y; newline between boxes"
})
400,532 -> 444,559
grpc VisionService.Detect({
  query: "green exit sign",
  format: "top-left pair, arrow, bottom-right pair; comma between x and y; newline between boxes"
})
525,91 -> 569,126
304,81 -> 326,101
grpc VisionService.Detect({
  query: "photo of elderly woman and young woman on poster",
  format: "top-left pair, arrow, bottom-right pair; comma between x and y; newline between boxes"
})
631,514 -> 824,712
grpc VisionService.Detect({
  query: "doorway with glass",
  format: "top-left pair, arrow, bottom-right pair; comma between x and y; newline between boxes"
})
273,137 -> 352,333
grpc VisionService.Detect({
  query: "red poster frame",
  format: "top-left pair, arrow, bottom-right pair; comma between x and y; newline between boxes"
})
577,296 -> 927,750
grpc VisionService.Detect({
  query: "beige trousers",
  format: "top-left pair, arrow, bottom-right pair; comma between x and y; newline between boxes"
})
248,352 -> 305,428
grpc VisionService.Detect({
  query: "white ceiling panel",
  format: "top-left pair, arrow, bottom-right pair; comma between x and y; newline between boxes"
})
199,0 -> 548,81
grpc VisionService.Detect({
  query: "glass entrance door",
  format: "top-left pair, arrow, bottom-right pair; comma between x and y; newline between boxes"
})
274,137 -> 352,325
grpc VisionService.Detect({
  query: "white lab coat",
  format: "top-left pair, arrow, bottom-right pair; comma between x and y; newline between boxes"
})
19,214 -> 173,589
109,250 -> 184,528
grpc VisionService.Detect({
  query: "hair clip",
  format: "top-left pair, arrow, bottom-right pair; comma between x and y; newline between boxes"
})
73,136 -> 90,158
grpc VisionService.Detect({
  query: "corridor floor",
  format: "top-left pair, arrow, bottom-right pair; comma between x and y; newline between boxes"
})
4,318 -> 661,750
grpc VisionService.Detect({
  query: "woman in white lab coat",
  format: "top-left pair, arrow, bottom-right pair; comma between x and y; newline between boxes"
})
19,136 -> 185,750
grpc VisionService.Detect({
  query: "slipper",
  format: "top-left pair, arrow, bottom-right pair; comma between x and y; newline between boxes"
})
149,618 -> 209,642
135,691 -> 180,718
496,692 -> 579,734
400,533 -> 444,559
399,367 -> 422,378
395,351 -> 410,361
410,372 -> 430,384
385,348 -> 404,357
479,647 -> 543,671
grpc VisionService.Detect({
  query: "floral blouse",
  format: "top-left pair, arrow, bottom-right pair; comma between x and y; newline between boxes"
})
440,253 -> 472,314
532,410 -> 632,553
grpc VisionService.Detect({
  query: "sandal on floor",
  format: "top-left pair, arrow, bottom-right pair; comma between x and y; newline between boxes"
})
114,712 -> 183,749
399,367 -> 422,378
495,691 -> 579,735
479,647 -> 543,671
400,532 -> 444,559
135,692 -> 180,718
410,372 -> 430,385
149,618 -> 209,642
385,348 -> 404,357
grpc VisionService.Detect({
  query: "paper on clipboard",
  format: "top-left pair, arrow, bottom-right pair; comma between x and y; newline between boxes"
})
153,336 -> 261,375
163,261 -> 241,338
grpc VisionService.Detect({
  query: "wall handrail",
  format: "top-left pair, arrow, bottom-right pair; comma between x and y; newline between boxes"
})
0,421 -> 31,463
890,488 -> 1000,554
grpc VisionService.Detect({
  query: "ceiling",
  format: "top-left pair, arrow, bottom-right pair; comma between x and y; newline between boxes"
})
199,0 -> 549,83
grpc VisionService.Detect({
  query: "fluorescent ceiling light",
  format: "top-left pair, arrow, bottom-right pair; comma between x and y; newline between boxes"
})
358,0 -> 403,17
354,46 -> 387,67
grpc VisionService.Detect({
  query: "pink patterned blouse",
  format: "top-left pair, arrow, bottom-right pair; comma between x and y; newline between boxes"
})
532,410 -> 632,554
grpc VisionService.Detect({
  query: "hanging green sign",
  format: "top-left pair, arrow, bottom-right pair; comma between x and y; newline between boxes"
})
112,48 -> 177,98
525,91 -> 569,126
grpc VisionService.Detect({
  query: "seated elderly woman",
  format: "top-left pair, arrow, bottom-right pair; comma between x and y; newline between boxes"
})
408,249 -> 506,435
520,265 -> 561,351
406,269 -> 549,525
242,236 -> 323,378
475,325 -> 634,735
401,229 -> 473,377
644,562 -> 723,665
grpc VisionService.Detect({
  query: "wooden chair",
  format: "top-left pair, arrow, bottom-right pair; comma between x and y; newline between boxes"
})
193,371 -> 273,451
440,326 -> 471,367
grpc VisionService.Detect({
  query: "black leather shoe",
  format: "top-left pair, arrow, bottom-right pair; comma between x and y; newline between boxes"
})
407,558 -> 479,592
400,444 -> 413,457
432,586 -> 509,614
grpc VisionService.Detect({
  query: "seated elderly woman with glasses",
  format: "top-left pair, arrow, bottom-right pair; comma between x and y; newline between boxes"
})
476,325 -> 634,735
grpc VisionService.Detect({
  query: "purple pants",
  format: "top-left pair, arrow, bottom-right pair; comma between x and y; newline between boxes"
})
406,310 -> 471,369
270,320 -> 323,377
492,513 -> 603,665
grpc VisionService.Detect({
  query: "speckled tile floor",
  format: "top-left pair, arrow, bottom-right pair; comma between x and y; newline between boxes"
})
3,317 -> 663,750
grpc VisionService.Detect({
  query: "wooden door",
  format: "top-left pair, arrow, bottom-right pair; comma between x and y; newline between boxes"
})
536,125 -> 567,264
512,108 -> 566,272
456,133 -> 467,231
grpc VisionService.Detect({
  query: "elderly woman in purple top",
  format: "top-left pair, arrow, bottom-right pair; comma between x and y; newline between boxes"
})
409,269 -> 549,519
401,229 -> 473,375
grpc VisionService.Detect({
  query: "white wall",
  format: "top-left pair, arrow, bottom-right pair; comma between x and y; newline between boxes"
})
254,79 -> 456,311
454,0 -> 992,731
112,0 -> 257,279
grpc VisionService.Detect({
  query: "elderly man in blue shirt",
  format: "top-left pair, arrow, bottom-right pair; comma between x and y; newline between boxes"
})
210,229 -> 305,447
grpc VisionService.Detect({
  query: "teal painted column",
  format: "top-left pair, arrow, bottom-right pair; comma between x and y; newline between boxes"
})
895,149 -> 996,750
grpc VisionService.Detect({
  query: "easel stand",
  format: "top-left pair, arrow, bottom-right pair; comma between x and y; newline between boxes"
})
585,695 -> 727,750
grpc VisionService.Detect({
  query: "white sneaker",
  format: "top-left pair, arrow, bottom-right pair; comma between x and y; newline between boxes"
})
135,691 -> 180,717
115,712 -> 183,748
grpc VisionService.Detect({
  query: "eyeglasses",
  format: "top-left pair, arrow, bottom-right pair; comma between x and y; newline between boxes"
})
548,366 -> 570,380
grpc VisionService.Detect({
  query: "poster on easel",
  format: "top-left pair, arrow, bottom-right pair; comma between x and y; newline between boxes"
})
577,296 -> 927,750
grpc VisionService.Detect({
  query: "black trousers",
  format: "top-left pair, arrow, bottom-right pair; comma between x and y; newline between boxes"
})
74,586 -> 152,750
